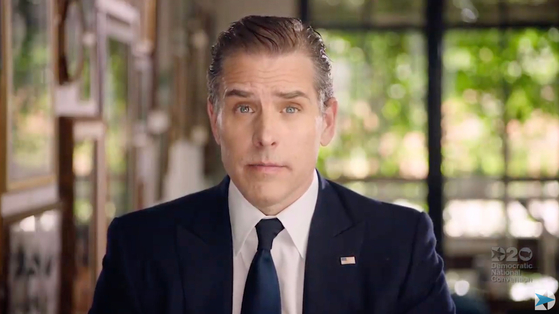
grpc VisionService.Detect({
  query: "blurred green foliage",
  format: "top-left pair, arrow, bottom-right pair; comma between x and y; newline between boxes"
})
10,0 -> 53,179
317,30 -> 427,180
316,28 -> 559,181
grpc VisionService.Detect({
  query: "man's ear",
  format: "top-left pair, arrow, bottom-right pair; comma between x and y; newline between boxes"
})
207,99 -> 221,145
320,97 -> 338,146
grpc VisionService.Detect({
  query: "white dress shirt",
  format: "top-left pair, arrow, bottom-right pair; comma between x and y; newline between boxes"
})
229,170 -> 319,314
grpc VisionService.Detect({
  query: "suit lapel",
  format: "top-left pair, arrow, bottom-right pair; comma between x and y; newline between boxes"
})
175,177 -> 233,314
303,172 -> 367,314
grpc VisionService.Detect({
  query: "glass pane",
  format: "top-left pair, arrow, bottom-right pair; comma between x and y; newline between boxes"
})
527,199 -> 559,237
105,39 -> 131,222
79,0 -> 95,102
507,0 -> 559,24
310,0 -> 366,25
505,180 -> 559,237
7,209 -> 62,314
340,180 -> 427,211
507,180 -> 559,199
318,30 -> 427,180
446,0 -> 500,25
444,200 -> 506,237
504,28 -> 559,178
507,201 -> 544,238
370,0 -> 425,27
64,1 -> 82,77
445,178 -> 505,199
79,47 -> 92,101
9,0 -> 55,182
447,0 -> 559,26
82,0 -> 95,30
443,29 -> 505,177
72,140 -> 96,313
137,66 -> 150,123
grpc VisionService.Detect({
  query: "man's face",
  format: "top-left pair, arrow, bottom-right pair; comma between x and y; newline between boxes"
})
207,52 -> 337,214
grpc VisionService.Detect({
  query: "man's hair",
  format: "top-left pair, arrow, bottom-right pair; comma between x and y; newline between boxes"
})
207,15 -> 334,114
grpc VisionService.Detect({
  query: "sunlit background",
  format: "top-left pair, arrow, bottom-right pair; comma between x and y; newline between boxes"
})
309,1 -> 559,312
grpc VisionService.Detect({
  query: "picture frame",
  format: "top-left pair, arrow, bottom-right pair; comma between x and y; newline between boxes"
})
55,0 -> 100,117
58,0 -> 86,84
1,202 -> 64,314
58,117 -> 106,314
97,0 -> 142,219
1,0 -> 58,193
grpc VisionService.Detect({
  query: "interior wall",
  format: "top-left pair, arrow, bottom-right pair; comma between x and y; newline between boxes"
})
214,0 -> 298,32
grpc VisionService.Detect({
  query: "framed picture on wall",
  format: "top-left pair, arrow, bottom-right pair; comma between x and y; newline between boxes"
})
79,0 -> 97,106
56,0 -> 100,117
58,0 -> 86,84
1,0 -> 57,193
58,117 -> 107,314
1,203 -> 63,314
97,0 -> 141,226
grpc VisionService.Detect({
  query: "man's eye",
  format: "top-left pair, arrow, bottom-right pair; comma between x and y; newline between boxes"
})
284,106 -> 300,114
237,105 -> 252,113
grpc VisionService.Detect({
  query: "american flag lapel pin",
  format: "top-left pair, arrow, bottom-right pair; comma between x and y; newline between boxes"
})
340,256 -> 356,265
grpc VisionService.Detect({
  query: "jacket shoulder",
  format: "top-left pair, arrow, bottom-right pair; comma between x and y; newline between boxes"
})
108,185 -> 221,239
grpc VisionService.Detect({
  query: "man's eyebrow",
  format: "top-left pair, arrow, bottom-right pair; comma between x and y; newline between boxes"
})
273,90 -> 310,100
224,89 -> 253,98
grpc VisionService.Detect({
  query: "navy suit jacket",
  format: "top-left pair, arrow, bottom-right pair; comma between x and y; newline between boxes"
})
89,171 -> 456,314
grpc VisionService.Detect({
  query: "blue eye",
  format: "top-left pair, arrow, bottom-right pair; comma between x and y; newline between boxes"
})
285,106 -> 300,114
238,105 -> 252,113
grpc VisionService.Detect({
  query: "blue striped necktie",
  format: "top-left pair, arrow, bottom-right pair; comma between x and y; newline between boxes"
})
241,218 -> 284,314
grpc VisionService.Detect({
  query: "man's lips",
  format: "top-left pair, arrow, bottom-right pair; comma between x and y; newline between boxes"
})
247,163 -> 287,173
248,163 -> 285,167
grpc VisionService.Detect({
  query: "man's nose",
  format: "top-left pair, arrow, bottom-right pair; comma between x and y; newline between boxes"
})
252,108 -> 278,148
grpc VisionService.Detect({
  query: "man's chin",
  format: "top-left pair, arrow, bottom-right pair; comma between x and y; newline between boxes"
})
245,191 -> 286,211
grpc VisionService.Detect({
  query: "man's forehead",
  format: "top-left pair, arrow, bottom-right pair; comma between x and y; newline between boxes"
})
221,51 -> 314,75
218,52 -> 318,100
223,87 -> 312,100
220,79 -> 316,96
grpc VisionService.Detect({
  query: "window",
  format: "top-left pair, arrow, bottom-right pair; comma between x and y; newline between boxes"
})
443,28 -> 559,239
318,30 -> 428,211
305,0 -> 559,303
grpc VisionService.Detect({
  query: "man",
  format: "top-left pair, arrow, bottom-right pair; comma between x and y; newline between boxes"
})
89,15 -> 456,314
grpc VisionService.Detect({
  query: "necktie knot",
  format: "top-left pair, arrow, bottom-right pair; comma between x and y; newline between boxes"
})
256,218 -> 284,250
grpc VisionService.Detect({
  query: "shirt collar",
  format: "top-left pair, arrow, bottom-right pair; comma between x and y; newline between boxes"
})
228,169 -> 319,259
